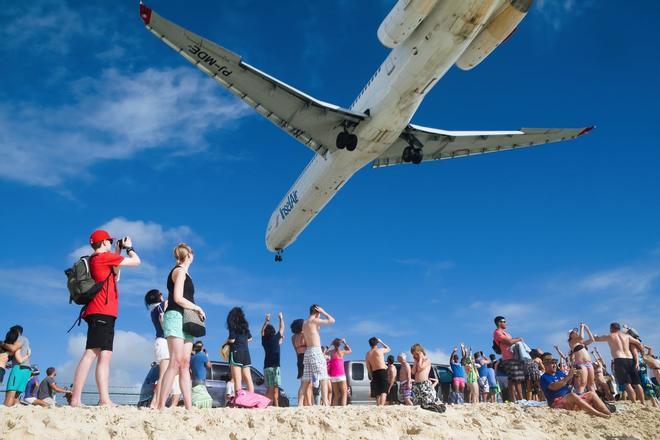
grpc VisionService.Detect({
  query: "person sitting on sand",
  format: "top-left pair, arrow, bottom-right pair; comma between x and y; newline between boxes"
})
589,322 -> 645,404
410,343 -> 446,412
190,341 -> 213,408
540,353 -> 611,418
398,352 -> 413,406
449,345 -> 466,394
34,367 -> 71,406
386,355 -> 399,405
366,337 -> 391,406
22,368 -> 40,405
327,338 -> 351,406
301,304 -> 335,406
526,349 -> 544,401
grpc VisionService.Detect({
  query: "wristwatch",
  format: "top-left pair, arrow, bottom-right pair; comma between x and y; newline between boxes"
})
124,247 -> 135,254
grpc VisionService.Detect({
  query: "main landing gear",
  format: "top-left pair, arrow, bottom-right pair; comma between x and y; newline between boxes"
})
400,132 -> 424,164
274,250 -> 283,262
336,130 -> 358,151
402,145 -> 423,164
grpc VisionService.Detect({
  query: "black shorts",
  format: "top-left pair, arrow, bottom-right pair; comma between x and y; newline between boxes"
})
387,382 -> 399,403
613,358 -> 641,385
371,369 -> 388,396
296,353 -> 304,379
85,314 -> 116,351
229,349 -> 251,368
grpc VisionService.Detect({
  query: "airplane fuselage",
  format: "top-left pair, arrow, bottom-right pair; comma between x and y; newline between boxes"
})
266,0 -> 506,252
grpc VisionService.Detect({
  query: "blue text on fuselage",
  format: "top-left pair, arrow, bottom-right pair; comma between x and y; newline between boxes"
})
279,191 -> 299,220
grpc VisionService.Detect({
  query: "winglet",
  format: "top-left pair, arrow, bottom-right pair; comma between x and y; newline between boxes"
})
578,126 -> 595,137
139,2 -> 152,25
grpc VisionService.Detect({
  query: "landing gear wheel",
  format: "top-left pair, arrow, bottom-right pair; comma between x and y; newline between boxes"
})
336,132 -> 348,149
402,146 -> 413,163
411,149 -> 423,164
274,254 -> 283,262
346,134 -> 358,151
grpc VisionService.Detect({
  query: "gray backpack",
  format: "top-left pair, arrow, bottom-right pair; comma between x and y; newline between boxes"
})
65,256 -> 107,305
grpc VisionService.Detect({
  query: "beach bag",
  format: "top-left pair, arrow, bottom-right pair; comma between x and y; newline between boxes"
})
448,391 -> 464,404
220,343 -> 231,361
232,390 -> 270,409
183,308 -> 206,337
65,256 -> 109,305
511,342 -> 531,361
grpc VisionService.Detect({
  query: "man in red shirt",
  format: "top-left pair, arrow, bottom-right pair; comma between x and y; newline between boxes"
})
493,316 -> 525,402
70,229 -> 141,407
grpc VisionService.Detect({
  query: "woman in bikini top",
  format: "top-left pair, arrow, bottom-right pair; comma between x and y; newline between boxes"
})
568,324 -> 596,393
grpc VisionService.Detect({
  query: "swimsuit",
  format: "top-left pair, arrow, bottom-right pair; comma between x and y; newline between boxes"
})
302,347 -> 328,382
371,369 -> 388,396
411,380 -> 442,406
398,380 -> 412,400
613,358 -> 641,385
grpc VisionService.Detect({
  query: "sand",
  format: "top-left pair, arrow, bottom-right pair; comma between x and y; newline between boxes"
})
1,403 -> 658,439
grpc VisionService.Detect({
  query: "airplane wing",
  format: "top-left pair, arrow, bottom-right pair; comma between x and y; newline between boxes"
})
139,4 -> 366,156
372,124 -> 594,168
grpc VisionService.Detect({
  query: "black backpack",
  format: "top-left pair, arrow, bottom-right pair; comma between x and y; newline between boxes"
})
492,339 -> 502,355
64,256 -> 110,332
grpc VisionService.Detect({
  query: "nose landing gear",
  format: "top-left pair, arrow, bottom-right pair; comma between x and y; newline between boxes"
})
274,251 -> 283,262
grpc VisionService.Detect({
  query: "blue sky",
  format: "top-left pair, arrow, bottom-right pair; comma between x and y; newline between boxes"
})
1,0 -> 659,393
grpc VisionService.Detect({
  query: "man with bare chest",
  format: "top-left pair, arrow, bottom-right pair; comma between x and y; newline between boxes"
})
301,304 -> 335,405
591,322 -> 645,403
365,337 -> 390,406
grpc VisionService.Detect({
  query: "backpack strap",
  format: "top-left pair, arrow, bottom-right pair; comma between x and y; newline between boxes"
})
67,306 -> 86,333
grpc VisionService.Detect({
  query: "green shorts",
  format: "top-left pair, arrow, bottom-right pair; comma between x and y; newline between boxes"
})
5,365 -> 31,393
162,310 -> 194,343
489,384 -> 501,395
264,367 -> 281,388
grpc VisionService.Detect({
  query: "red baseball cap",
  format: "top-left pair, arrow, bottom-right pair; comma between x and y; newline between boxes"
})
89,229 -> 113,245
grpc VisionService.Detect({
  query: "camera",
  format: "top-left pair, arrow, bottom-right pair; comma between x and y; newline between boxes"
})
117,239 -> 124,248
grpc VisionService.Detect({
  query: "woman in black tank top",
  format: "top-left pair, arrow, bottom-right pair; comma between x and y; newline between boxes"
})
157,244 -> 205,410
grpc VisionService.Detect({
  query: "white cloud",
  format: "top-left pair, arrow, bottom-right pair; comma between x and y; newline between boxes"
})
534,0 -> 595,31
426,348 -> 451,364
0,266 -> 65,305
396,259 -> 455,276
69,217 -> 197,258
57,330 -> 154,387
0,67 -> 250,187
349,319 -> 406,337
577,267 -> 660,295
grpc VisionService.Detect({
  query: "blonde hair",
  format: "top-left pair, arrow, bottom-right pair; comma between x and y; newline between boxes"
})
173,243 -> 193,262
410,343 -> 426,355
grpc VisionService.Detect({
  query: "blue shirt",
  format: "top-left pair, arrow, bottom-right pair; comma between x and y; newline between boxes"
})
450,362 -> 465,378
25,377 -> 39,398
477,358 -> 489,377
150,302 -> 165,339
540,371 -> 570,404
190,351 -> 209,383
486,367 -> 497,387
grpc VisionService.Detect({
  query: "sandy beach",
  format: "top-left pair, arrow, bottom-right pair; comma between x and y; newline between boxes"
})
1,403 -> 658,440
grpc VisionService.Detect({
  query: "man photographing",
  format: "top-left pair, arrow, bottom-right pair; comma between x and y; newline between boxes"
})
70,230 -> 141,407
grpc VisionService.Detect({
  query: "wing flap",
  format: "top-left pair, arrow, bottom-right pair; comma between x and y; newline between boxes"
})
142,5 -> 366,155
372,125 -> 593,168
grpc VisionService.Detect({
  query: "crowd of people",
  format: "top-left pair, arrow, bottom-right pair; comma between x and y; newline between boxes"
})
2,229 -> 660,417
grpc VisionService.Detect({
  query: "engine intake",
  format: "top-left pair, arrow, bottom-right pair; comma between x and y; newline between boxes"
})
377,0 -> 439,49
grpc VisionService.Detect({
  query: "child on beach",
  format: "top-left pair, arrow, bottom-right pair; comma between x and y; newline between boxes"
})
449,345 -> 466,394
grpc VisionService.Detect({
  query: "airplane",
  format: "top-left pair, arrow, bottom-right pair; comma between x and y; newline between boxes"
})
140,0 -> 593,262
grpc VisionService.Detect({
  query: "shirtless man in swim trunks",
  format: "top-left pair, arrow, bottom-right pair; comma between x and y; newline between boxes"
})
410,343 -> 445,411
589,322 -> 645,404
366,337 -> 390,406
398,353 -> 413,405
301,304 -> 335,406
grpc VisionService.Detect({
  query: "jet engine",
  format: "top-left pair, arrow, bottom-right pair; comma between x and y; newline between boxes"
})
456,0 -> 533,70
377,0 -> 439,48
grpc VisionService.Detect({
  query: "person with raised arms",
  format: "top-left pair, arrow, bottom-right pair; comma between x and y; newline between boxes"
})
301,304 -> 335,406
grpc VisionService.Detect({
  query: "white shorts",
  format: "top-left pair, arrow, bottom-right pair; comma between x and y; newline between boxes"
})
24,397 -> 37,404
154,338 -> 169,363
330,375 -> 346,383
42,397 -> 56,406
302,347 -> 329,382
